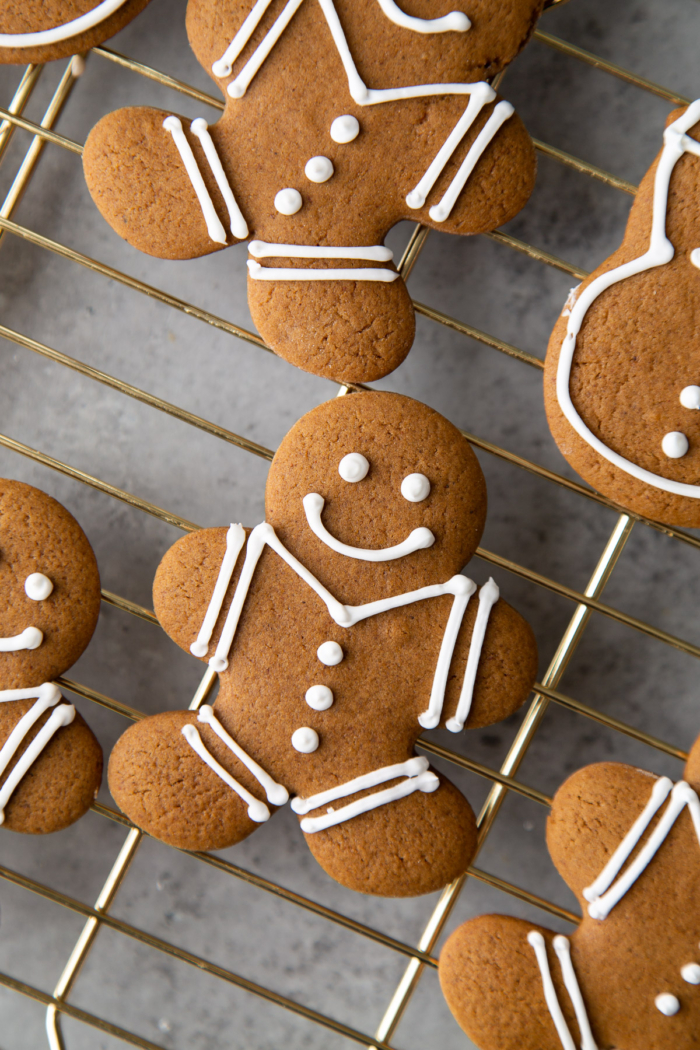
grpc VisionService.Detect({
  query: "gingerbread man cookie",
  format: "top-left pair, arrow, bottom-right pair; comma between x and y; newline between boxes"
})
0,1 -> 152,65
109,392 -> 537,897
440,734 -> 700,1049
84,0 -> 540,384
545,101 -> 700,528
0,479 -> 103,834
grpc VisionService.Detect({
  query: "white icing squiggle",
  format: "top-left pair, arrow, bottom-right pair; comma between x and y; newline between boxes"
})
375,0 -> 470,33
163,116 -> 248,244
557,101 -> 700,499
303,492 -> 434,561
528,931 -> 598,1050
0,684 -> 74,825
247,261 -> 398,282
249,241 -> 393,262
0,0 -> 128,48
583,777 -> 700,920
190,524 -> 246,658
291,755 -> 438,832
0,626 -> 42,652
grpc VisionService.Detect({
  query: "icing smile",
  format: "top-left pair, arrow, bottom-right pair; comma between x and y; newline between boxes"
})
0,626 -> 43,653
303,493 -> 435,562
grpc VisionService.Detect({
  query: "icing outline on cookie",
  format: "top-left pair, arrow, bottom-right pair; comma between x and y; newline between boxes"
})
557,100 -> 700,499
0,0 -> 129,48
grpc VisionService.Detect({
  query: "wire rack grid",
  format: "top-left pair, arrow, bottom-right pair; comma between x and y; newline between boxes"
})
0,1 -> 698,1047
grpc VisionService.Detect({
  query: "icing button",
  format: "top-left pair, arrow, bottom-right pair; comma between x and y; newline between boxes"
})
330,114 -> 359,143
680,385 -> 700,410
291,727 -> 319,753
274,188 -> 302,215
339,452 -> 369,482
305,156 -> 334,183
305,685 -> 334,711
681,963 -> 700,984
662,431 -> 689,458
317,641 -> 343,666
655,993 -> 680,1016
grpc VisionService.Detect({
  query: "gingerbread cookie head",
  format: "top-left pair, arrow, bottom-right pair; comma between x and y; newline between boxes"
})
0,480 -> 103,834
545,100 -> 700,527
84,0 -> 539,383
109,391 -> 537,897
0,1 -> 152,65
440,733 -> 700,1049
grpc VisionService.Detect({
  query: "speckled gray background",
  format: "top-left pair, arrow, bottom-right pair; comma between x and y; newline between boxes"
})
0,1 -> 699,1047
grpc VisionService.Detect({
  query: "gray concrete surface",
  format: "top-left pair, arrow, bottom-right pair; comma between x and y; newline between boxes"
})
0,0 -> 699,1047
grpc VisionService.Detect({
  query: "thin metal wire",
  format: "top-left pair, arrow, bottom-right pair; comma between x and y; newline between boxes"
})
0,16 -> 695,1050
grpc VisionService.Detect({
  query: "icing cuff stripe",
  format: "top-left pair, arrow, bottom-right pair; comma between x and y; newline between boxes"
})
163,116 -> 227,245
181,724 -> 271,822
247,261 -> 399,282
298,768 -> 439,833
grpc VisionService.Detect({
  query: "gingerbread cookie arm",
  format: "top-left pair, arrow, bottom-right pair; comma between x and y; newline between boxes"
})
83,108 -> 248,261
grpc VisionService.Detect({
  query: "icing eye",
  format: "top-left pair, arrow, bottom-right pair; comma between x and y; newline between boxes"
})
401,473 -> 431,502
24,573 -> 53,601
274,188 -> 302,215
305,156 -> 334,183
662,431 -> 689,458
680,385 -> 700,410
338,453 -> 369,483
655,993 -> 680,1016
330,115 -> 359,143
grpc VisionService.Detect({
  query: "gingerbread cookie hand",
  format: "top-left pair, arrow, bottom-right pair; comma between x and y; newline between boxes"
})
440,736 -> 700,1049
84,0 -> 539,384
545,101 -> 700,527
0,480 -> 103,834
109,392 -> 537,897
0,1 -> 152,66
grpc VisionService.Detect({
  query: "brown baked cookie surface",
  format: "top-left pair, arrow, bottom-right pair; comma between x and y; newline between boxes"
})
0,479 -> 103,833
0,0 -> 152,65
109,391 -> 537,897
545,101 -> 700,527
83,0 -> 540,383
439,736 -> 700,1049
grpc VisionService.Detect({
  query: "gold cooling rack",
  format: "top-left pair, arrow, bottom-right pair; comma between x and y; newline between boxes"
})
0,3 -> 698,1048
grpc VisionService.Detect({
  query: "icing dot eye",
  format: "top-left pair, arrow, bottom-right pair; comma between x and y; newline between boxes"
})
291,727 -> 319,753
330,115 -> 360,143
305,156 -> 334,183
317,641 -> 343,666
655,993 -> 680,1016
680,385 -> 700,410
274,188 -> 302,215
401,473 -> 431,502
662,431 -> 689,458
338,453 -> 369,483
24,573 -> 53,601
682,963 -> 700,984
305,685 -> 334,711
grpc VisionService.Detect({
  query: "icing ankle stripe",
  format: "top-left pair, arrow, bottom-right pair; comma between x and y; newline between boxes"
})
197,705 -> 289,805
248,241 -> 393,262
446,578 -> 499,732
293,759 -> 439,833
528,932 -> 598,1050
247,260 -> 399,282
0,685 -> 74,825
556,99 -> 700,499
181,724 -> 271,822
291,755 -> 429,813
190,524 -> 246,658
0,0 -> 128,48
163,116 -> 247,244
583,778 -> 700,920
375,0 -> 470,33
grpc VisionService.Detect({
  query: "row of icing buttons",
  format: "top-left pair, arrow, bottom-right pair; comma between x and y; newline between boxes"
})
291,640 -> 343,753
662,385 -> 700,459
274,115 -> 360,215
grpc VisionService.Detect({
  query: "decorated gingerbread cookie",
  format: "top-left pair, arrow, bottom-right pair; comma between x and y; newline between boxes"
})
109,391 -> 537,897
440,735 -> 700,1048
545,101 -> 700,528
0,1 -> 152,65
83,0 -> 540,384
0,479 -> 103,834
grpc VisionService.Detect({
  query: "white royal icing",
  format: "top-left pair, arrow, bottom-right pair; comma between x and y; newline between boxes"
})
330,114 -> 360,143
305,684 -> 334,710
163,116 -> 248,244
557,101 -> 700,499
680,385 -> 700,410
0,683 -> 74,824
24,573 -> 53,601
338,452 -> 370,482
375,0 -> 470,34
303,492 -> 434,560
317,640 -> 343,665
247,241 -> 397,282
291,726 -> 319,753
274,187 -> 303,214
655,993 -> 680,1016
528,932 -> 598,1050
181,704 -> 289,821
682,963 -> 700,984
305,156 -> 334,182
583,777 -> 700,920
662,431 -> 689,459
0,626 -> 42,652
247,261 -> 398,282
400,473 -> 430,502
191,524 -> 246,658
291,754 -> 439,832
0,0 -> 128,48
